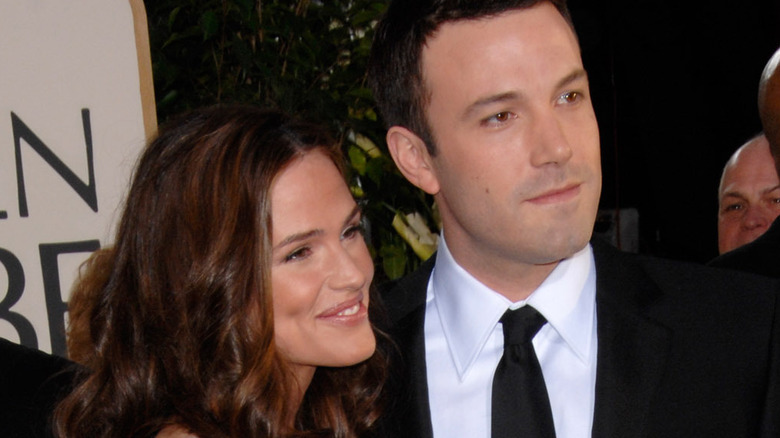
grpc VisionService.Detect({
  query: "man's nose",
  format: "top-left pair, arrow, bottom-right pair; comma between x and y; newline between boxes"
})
529,112 -> 573,167
742,205 -> 772,230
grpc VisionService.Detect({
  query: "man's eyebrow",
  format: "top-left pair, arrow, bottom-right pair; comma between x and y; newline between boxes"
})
555,69 -> 588,91
761,184 -> 780,195
461,68 -> 589,120
720,191 -> 748,202
462,91 -> 521,120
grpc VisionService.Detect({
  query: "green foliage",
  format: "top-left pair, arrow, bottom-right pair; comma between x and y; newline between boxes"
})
144,0 -> 437,281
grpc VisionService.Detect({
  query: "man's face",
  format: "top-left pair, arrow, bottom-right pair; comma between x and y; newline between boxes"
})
718,136 -> 780,254
420,3 -> 601,282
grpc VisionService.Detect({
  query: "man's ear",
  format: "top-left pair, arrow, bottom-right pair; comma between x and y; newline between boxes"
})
386,126 -> 440,195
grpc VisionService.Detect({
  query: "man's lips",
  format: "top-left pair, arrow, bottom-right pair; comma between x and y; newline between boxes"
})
526,183 -> 581,205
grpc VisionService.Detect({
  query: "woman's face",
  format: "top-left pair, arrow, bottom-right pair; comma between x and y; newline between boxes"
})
270,149 -> 376,384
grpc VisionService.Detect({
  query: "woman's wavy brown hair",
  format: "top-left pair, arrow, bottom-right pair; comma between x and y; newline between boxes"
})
54,105 -> 387,437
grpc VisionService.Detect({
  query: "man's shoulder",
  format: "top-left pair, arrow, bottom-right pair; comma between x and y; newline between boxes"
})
592,238 -> 780,311
378,256 -> 436,324
640,252 -> 778,299
590,242 -> 780,436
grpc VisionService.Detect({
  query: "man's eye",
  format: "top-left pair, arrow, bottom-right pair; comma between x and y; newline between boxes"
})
482,111 -> 516,126
724,203 -> 744,212
557,91 -> 581,104
494,112 -> 512,122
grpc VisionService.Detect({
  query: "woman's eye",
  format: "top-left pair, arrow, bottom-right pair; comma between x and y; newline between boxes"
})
284,247 -> 311,262
342,223 -> 365,240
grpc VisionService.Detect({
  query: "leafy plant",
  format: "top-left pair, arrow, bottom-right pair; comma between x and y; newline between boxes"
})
144,0 -> 438,280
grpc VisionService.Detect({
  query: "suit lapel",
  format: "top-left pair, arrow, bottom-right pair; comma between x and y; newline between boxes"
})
590,240 -> 672,438
380,257 -> 435,438
390,306 -> 434,438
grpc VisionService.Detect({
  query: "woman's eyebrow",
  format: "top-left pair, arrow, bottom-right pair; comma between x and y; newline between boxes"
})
273,205 -> 361,250
342,204 -> 362,228
273,229 -> 323,251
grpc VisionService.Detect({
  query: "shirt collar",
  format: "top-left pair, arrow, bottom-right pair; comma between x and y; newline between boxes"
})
431,235 -> 596,378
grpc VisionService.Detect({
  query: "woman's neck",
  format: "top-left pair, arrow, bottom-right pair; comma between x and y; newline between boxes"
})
285,364 -> 317,429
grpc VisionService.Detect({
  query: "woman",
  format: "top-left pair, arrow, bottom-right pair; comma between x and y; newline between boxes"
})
54,105 -> 387,437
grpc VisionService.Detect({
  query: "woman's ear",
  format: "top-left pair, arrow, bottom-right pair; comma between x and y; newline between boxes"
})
385,126 -> 440,195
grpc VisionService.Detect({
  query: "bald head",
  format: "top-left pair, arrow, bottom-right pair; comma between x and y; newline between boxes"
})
759,47 -> 780,176
717,134 -> 780,254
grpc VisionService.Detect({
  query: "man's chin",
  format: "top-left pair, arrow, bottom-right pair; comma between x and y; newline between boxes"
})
531,232 -> 591,264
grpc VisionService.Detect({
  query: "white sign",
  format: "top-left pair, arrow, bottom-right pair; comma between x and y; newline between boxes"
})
0,0 -> 156,355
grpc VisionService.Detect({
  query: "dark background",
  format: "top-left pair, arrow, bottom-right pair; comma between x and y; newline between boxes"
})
569,0 -> 780,262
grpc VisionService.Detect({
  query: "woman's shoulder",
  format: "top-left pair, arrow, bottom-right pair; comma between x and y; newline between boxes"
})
156,425 -> 199,438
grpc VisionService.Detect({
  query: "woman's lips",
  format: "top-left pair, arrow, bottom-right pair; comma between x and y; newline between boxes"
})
317,293 -> 368,324
526,183 -> 581,205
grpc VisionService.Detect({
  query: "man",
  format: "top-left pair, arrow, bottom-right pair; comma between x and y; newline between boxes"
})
368,1 -> 780,437
717,133 -> 780,254
709,47 -> 780,277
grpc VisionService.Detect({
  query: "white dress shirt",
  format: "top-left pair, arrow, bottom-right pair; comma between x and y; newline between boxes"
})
425,235 -> 598,438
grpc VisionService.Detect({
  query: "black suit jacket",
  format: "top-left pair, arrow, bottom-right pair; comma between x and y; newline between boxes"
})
377,239 -> 780,437
0,339 -> 79,438
708,217 -> 780,278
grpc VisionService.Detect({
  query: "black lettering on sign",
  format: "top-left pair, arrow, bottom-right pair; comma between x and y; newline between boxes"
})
12,109 -> 97,217
0,248 -> 38,348
40,240 -> 101,357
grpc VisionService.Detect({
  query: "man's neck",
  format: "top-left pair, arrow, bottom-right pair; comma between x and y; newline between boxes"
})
443,238 -> 561,302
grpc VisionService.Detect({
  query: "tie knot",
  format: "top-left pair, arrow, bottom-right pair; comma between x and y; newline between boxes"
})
500,306 -> 547,346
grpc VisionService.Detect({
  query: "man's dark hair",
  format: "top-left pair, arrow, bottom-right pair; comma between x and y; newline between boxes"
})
368,0 -> 572,155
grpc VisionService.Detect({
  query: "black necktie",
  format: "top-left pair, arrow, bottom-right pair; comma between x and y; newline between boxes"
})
491,305 -> 556,438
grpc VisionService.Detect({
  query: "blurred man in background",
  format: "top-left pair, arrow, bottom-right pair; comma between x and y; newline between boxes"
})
717,133 -> 780,254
